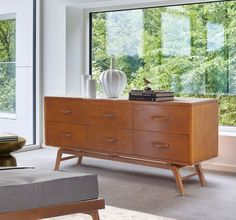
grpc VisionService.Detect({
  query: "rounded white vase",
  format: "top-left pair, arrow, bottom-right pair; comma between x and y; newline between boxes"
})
99,57 -> 127,98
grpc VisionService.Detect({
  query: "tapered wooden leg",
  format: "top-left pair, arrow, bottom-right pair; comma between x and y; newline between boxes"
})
195,164 -> 206,186
78,156 -> 83,165
171,165 -> 185,196
90,210 -> 100,220
54,148 -> 63,171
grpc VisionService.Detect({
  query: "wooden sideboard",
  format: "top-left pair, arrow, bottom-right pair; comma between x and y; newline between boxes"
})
44,96 -> 218,195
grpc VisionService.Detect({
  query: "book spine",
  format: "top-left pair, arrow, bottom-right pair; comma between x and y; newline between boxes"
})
155,97 -> 174,102
129,94 -> 154,101
155,93 -> 174,97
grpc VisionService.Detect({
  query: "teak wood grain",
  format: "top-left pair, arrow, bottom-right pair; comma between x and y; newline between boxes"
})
134,130 -> 190,162
133,104 -> 191,134
45,97 -> 86,124
46,122 -> 86,148
86,100 -> 133,129
0,199 -> 105,220
44,96 -> 218,195
86,126 -> 133,154
191,102 -> 218,163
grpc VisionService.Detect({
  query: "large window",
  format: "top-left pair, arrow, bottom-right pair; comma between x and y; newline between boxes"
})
0,0 -> 36,145
90,1 -> 236,127
0,16 -> 15,113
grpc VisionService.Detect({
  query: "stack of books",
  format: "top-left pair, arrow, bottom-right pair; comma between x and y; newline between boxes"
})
0,133 -> 18,142
154,90 -> 174,101
129,90 -> 154,101
129,90 -> 174,102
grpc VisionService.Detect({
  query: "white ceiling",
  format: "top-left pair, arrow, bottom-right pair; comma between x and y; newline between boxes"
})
77,0 -> 162,3
68,0 -> 215,10
75,0 -> 166,9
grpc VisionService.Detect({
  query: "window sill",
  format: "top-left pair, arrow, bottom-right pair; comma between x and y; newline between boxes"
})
0,112 -> 16,120
219,126 -> 236,137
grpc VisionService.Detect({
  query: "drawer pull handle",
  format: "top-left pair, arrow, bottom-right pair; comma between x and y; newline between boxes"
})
59,110 -> 72,115
62,133 -> 72,137
103,137 -> 117,143
151,116 -> 169,122
152,142 -> 169,149
103,112 -> 117,118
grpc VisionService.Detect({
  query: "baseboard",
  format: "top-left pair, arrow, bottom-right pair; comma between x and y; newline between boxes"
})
202,162 -> 236,173
16,144 -> 42,153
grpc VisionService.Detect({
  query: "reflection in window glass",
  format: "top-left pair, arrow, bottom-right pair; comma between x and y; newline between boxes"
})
106,10 -> 143,57
207,22 -> 224,52
91,1 -> 236,126
162,13 -> 191,56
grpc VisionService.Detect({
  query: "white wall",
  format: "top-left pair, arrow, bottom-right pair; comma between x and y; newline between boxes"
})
66,7 -> 84,95
204,135 -> 236,173
42,0 -> 85,97
41,0 -> 236,172
42,0 -> 66,96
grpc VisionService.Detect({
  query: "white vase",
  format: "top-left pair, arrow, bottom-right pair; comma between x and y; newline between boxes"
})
81,75 -> 90,97
87,79 -> 97,98
99,58 -> 127,98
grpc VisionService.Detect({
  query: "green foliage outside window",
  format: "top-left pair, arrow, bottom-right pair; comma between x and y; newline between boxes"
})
91,1 -> 236,126
0,19 -> 16,113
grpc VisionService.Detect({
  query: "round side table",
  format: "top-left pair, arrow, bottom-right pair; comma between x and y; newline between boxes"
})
0,137 -> 26,166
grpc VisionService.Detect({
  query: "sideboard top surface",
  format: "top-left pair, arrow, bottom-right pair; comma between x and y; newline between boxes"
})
44,96 -> 217,106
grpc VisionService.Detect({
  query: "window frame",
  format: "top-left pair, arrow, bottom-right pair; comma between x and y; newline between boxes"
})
32,0 -> 37,145
0,0 -> 37,145
0,14 -> 16,115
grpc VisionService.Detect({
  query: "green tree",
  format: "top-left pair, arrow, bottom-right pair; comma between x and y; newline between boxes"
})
91,1 -> 236,126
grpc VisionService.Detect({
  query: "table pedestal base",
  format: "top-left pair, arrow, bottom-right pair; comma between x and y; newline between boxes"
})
0,154 -> 17,166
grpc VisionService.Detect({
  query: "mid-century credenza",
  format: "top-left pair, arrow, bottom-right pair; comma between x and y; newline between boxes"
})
44,96 -> 218,195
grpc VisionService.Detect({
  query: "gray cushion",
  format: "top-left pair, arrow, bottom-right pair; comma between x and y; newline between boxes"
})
0,168 -> 98,213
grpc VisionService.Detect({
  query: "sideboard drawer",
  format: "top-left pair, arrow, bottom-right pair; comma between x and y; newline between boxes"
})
134,131 -> 190,162
133,105 -> 190,134
86,126 -> 133,154
86,101 -> 133,129
46,123 -> 86,148
45,98 -> 86,124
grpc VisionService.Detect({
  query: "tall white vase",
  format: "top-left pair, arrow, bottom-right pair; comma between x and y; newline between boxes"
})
99,58 -> 127,98
87,79 -> 97,98
81,75 -> 90,97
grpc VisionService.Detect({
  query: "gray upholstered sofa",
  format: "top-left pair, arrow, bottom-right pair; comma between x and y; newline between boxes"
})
0,168 -> 105,220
